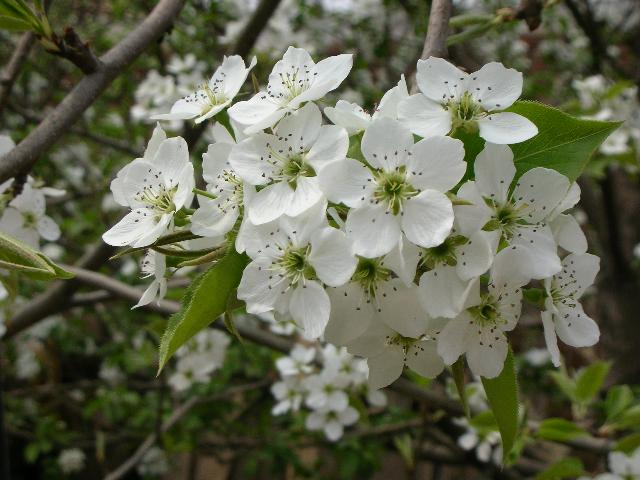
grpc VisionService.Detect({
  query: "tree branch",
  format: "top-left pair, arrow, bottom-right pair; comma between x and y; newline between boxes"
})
0,32 -> 35,113
103,380 -> 269,480
420,0 -> 452,60
0,0 -> 186,183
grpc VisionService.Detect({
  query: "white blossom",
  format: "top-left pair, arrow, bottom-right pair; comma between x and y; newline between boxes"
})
275,344 -> 316,376
541,253 -> 600,367
230,102 -> 348,224
58,448 -> 86,474
134,250 -> 168,308
399,57 -> 537,143
153,55 -> 256,123
103,127 -> 194,248
305,404 -> 359,441
137,447 -> 169,477
229,46 -> 353,133
319,117 -> 465,257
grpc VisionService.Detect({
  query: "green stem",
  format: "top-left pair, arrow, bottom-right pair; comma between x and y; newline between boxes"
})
192,188 -> 217,200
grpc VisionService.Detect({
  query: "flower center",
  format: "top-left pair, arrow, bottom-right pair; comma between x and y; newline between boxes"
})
373,168 -> 418,215
138,185 -> 177,214
448,91 -> 485,131
278,245 -> 316,285
352,257 -> 391,300
281,154 -> 316,188
202,83 -> 227,111
482,199 -> 527,245
468,294 -> 505,329
270,66 -> 314,102
22,211 -> 38,228
421,235 -> 468,269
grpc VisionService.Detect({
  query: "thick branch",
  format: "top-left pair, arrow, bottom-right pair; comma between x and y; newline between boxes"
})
420,0 -> 452,60
0,32 -> 35,113
0,0 -> 186,183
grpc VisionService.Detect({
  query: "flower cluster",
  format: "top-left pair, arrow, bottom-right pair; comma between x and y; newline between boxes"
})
271,343 -> 386,441
0,135 -> 64,249
167,329 -> 230,392
104,47 -> 600,393
579,448 -> 640,480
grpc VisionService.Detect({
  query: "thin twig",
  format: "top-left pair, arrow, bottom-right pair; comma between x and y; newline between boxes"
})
420,0 -> 453,60
103,380 -> 268,480
0,0 -> 186,183
0,32 -> 35,113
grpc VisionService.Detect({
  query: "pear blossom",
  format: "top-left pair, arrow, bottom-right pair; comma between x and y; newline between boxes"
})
237,203 -> 357,338
304,369 -> 350,411
418,230 -> 494,318
305,404 -> 359,441
347,319 -> 445,390
455,143 -> 571,285
229,102 -> 348,224
541,253 -> 600,367
324,238 -> 421,346
134,250 -> 167,308
152,55 -> 256,123
455,417 -> 502,464
591,450 -> 640,480
0,183 -> 61,248
548,182 -> 588,254
398,57 -> 538,143
323,75 -> 409,135
271,376 -> 306,415
437,274 -> 522,378
319,117 -> 465,257
275,344 -> 316,376
103,132 -> 194,248
58,448 -> 86,474
137,447 -> 169,477
191,123 -> 249,238
228,46 -> 352,133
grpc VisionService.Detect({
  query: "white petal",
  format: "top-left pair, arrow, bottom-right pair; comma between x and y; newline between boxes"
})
144,123 -> 167,161
408,136 -> 466,192
305,411 -> 325,430
237,257 -> 286,314
317,158 -> 374,208
554,303 -> 599,348
346,203 -> 402,258
324,100 -> 371,135
228,134 -> 278,185
306,125 -> 349,170
134,281 -> 160,308
324,421 -> 344,442
152,137 -> 190,187
398,94 -> 451,138
383,236 -> 420,286
418,265 -> 476,318
361,117 -> 413,170
477,112 -> 538,144
227,94 -> 283,132
102,209 -> 158,247
218,55 -> 256,99
202,142 -> 233,185
347,319 -> 394,358
248,182 -> 295,224
275,102 -> 322,150
467,62 -> 523,110
416,57 -> 468,103
376,280 -> 429,338
290,54 -> 353,107
338,406 -> 359,426
367,347 -> 404,390
376,74 -> 409,119
437,315 -> 470,366
172,163 -> 195,209
37,216 -> 60,241
454,181 -> 493,236
513,167 -> 570,224
402,190 -> 454,248
466,332 -> 508,379
541,311 -> 561,367
289,281 -> 331,339
285,176 -> 323,218
309,227 -> 357,287
550,214 -> 587,254
190,196 -> 239,237
556,253 -> 599,299
455,231 -> 493,281
406,340 -> 445,378
474,143 -> 515,203
325,284 -> 373,346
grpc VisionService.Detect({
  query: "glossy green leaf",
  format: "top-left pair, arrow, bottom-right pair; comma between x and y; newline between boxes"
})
0,14 -> 31,30
536,418 -> 590,442
508,101 -> 621,182
535,457 -> 586,480
574,361 -> 611,404
0,231 -> 74,280
482,348 -> 519,462
157,250 -> 249,373
615,433 -> 640,454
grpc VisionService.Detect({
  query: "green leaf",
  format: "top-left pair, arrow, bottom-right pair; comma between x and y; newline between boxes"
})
535,457 -> 586,480
574,361 -> 611,405
451,358 -> 469,417
536,418 -> 590,442
452,128 -> 484,183
469,411 -> 498,434
609,404 -> 640,430
548,370 -> 577,403
604,385 -> 634,423
0,14 -> 31,30
508,101 -> 621,182
482,348 -> 519,462
0,231 -> 74,280
157,250 -> 249,372
615,433 -> 640,454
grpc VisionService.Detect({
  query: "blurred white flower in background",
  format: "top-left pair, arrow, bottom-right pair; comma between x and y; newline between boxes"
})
58,448 -> 86,474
